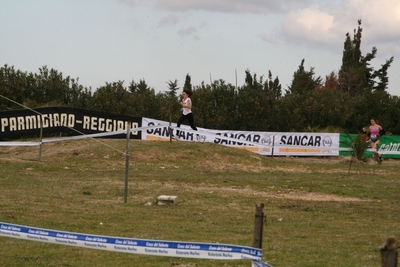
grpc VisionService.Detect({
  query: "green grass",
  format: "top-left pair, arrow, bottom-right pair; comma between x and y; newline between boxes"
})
0,139 -> 399,267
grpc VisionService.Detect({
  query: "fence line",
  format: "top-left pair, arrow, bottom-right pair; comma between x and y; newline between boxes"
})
0,221 -> 269,265
0,124 -> 335,150
2,124 -> 400,157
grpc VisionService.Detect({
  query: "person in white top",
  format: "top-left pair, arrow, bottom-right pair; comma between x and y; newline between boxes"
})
175,89 -> 198,140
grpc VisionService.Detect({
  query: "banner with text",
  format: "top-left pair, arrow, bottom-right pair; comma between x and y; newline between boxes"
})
0,107 -> 141,139
272,132 -> 340,156
339,134 -> 400,158
142,118 -> 273,155
0,222 -> 262,261
142,118 -> 341,156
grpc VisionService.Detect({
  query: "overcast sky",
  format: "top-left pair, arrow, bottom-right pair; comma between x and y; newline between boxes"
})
1,0 -> 399,96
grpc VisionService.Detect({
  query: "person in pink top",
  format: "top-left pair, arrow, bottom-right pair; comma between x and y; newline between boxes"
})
362,118 -> 383,163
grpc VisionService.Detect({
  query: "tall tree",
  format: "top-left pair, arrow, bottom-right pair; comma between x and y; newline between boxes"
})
128,79 -> 158,117
286,59 -> 321,95
237,70 -> 267,130
244,69 -> 263,91
92,81 -> 132,114
338,20 -> 394,96
191,82 -> 215,129
183,73 -> 192,91
264,70 -> 282,99
261,71 -> 282,131
374,57 -> 394,91
0,64 -> 27,109
128,79 -> 151,93
159,80 -> 180,121
166,79 -> 179,97
191,79 -> 239,130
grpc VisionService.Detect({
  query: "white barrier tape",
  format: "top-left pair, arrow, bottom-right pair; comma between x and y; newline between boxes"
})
0,124 -> 170,145
252,259 -> 274,267
41,124 -> 170,143
0,141 -> 40,146
0,222 -> 261,261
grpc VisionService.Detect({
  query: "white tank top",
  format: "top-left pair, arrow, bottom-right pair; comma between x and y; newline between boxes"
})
182,98 -> 192,115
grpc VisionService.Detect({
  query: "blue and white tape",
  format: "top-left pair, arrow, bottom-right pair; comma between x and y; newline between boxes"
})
0,222 -> 262,261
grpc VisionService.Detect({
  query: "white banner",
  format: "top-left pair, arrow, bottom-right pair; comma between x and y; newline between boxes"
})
141,118 -> 341,156
142,118 -> 273,155
273,132 -> 340,156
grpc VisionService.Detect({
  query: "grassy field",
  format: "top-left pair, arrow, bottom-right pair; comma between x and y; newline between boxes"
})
0,138 -> 399,267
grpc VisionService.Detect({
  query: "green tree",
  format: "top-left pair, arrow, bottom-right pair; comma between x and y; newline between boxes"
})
183,73 -> 192,91
258,71 -> 282,131
0,64 -> 27,109
191,82 -> 216,129
191,79 -> 239,130
287,59 -> 322,95
385,95 -> 400,134
264,70 -> 282,100
166,79 -> 179,97
68,78 -> 93,109
282,60 -> 322,131
92,81 -> 132,114
158,80 -> 180,122
338,20 -> 394,96
128,79 -> 159,118
374,57 -> 394,91
237,70 -> 267,130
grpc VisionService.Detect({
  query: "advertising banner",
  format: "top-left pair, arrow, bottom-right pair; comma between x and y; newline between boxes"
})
0,107 -> 141,139
339,134 -> 400,158
270,132 -> 340,156
142,118 -> 273,155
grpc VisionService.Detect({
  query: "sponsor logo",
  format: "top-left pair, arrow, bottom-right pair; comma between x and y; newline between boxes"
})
280,135 -> 332,147
260,134 -> 272,146
322,136 -> 333,147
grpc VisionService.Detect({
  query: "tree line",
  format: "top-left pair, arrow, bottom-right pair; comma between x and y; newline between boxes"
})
1,20 -> 399,134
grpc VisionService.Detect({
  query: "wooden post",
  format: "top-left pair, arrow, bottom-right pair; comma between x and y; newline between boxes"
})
253,203 -> 265,249
380,237 -> 398,267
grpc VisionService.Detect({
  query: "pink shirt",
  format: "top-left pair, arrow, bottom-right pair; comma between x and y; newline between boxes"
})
370,125 -> 380,137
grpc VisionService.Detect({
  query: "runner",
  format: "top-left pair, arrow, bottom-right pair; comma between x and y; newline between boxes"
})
362,118 -> 383,164
173,89 -> 200,141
